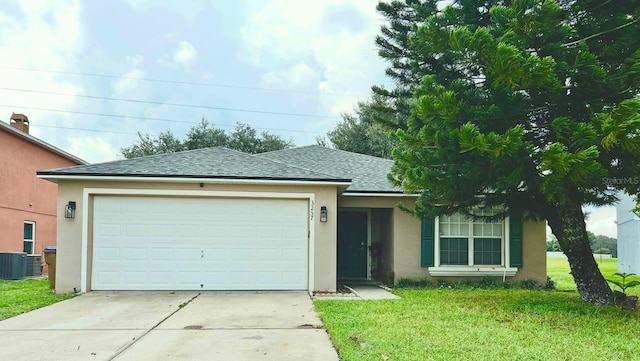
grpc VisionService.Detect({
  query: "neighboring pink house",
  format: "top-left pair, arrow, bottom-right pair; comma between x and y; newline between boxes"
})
0,114 -> 86,273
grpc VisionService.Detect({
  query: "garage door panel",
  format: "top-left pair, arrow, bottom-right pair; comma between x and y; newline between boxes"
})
94,247 -> 120,261
148,248 -> 173,261
123,247 -> 147,261
93,270 -> 119,286
92,196 -> 308,291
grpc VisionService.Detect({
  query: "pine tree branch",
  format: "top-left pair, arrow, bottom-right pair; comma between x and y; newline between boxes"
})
563,16 -> 640,47
589,0 -> 613,12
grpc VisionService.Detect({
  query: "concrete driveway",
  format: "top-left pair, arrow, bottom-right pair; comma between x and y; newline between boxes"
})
0,292 -> 339,361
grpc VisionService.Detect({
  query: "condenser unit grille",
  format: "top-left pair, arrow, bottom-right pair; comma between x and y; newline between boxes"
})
0,252 -> 27,280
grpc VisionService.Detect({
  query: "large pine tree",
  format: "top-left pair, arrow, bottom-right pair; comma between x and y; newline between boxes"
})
376,0 -> 640,304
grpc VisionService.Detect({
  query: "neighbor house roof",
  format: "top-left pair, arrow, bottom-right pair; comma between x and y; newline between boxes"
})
0,120 -> 87,165
258,145 -> 399,193
38,147 -> 350,184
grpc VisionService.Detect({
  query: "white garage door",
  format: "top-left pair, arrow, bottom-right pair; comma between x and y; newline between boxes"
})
92,196 -> 308,291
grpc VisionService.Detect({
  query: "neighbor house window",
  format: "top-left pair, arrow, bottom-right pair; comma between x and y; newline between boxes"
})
23,222 -> 35,255
439,209 -> 503,266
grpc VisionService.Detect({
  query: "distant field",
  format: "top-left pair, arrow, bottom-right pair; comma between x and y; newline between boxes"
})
547,256 -> 640,296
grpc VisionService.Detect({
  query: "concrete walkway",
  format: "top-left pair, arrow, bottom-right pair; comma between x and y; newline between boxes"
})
345,285 -> 401,300
0,292 -> 339,361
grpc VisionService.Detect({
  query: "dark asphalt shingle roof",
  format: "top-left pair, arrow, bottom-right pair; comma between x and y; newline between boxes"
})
39,145 -> 400,193
39,147 -> 349,182
258,145 -> 398,193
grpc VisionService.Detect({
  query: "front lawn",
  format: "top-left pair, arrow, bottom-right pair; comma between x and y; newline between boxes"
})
0,278 -> 74,321
315,289 -> 640,361
548,257 -> 640,296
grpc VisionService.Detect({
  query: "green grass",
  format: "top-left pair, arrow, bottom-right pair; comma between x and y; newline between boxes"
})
315,289 -> 640,361
0,278 -> 75,321
547,257 -> 640,296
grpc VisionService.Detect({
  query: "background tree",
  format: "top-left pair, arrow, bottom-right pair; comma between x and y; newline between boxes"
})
120,131 -> 184,159
121,119 -> 294,158
587,231 -> 618,257
546,237 -> 562,252
320,96 -> 396,158
376,0 -> 640,305
227,123 -> 293,154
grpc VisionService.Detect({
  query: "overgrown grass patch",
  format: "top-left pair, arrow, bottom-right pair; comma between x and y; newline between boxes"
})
0,278 -> 75,321
315,289 -> 640,361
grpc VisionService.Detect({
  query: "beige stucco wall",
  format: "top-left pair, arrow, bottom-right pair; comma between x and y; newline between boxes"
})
515,220 -> 547,281
339,196 -> 418,283
339,195 -> 547,284
54,180 -> 338,293
393,217 -> 547,283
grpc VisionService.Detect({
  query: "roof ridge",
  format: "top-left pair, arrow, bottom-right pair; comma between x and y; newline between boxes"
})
258,144 -> 318,156
261,144 -> 393,162
82,146 -> 228,168
250,149 -> 340,179
321,146 -> 393,162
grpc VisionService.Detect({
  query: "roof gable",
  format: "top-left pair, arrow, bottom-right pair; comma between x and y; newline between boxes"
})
257,145 -> 399,193
0,120 -> 87,165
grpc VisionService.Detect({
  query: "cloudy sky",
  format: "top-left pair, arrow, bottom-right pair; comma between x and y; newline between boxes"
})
0,0 -> 617,237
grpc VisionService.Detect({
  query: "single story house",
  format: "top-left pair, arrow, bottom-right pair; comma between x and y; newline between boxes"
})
38,146 -> 546,293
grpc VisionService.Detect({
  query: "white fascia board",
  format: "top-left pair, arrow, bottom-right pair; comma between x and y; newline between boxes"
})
37,174 -> 350,187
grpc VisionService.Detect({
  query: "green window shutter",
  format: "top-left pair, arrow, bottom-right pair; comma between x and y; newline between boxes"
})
509,209 -> 523,267
421,218 -> 435,267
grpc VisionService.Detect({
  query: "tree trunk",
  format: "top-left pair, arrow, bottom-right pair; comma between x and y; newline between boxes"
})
547,201 -> 613,305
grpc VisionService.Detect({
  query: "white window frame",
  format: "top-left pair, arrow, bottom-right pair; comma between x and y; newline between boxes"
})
429,213 -> 517,277
23,221 -> 35,255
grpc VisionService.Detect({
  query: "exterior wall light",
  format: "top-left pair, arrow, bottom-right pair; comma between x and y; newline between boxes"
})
320,206 -> 328,222
65,201 -> 76,219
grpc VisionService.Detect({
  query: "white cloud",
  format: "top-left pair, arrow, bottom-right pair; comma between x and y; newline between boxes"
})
123,0 -> 207,24
173,40 -> 198,68
112,69 -> 146,96
65,136 -> 121,164
0,0 -> 86,153
239,0 -> 383,116
261,63 -> 318,89
126,54 -> 144,67
585,206 -> 617,238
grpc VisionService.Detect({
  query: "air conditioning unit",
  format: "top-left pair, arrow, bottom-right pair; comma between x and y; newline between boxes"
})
0,252 -> 27,280
26,255 -> 42,277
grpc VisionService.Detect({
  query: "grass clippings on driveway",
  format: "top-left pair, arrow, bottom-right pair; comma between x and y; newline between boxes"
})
315,289 -> 640,361
0,278 -> 74,321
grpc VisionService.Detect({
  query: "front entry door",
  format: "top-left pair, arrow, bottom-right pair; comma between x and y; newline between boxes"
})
337,211 -> 368,278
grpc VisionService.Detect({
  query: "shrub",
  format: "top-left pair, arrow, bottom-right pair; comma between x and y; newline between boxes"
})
517,279 -> 542,290
396,278 -> 433,288
394,277 -> 550,291
453,280 -> 473,289
478,276 -> 500,288
544,276 -> 556,290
